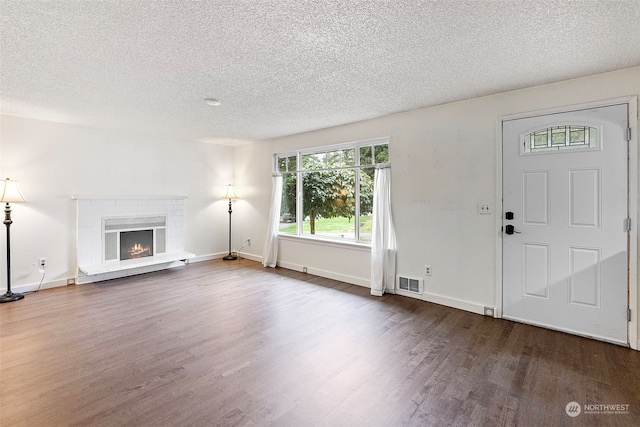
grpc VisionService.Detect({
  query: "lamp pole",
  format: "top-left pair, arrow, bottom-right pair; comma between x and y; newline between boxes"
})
1,202 -> 25,302
223,197 -> 237,260
222,184 -> 238,261
1,178 -> 27,303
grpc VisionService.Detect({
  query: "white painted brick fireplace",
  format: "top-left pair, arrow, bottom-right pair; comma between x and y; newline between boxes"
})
73,195 -> 194,284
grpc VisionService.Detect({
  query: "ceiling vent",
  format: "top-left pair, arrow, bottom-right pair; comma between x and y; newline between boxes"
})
397,276 -> 424,294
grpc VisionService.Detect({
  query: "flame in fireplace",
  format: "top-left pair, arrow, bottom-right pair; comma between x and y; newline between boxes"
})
128,243 -> 152,259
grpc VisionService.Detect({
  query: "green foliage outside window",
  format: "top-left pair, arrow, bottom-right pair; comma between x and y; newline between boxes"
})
278,141 -> 388,242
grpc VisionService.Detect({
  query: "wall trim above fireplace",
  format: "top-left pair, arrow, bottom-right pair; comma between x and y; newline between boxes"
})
71,194 -> 188,200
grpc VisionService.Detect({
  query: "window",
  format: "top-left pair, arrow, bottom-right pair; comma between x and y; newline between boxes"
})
522,125 -> 598,154
276,138 -> 389,243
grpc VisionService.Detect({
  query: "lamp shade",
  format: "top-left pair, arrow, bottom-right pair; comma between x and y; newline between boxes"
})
0,178 -> 27,203
223,184 -> 238,200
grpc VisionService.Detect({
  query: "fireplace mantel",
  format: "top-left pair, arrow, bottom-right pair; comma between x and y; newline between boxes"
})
71,195 -> 188,200
74,195 -> 194,283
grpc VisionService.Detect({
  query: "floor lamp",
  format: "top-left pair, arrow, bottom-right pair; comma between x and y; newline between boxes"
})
223,184 -> 238,261
1,178 -> 27,303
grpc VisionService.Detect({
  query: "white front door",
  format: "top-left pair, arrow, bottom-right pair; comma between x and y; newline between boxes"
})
502,104 -> 629,345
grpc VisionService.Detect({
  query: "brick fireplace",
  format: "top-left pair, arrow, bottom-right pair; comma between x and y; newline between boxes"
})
73,195 -> 194,284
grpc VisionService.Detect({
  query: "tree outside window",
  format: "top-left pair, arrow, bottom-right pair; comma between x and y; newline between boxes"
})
277,139 -> 389,243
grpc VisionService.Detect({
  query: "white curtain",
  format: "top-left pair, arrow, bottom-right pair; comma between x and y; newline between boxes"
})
370,165 -> 397,296
263,173 -> 283,268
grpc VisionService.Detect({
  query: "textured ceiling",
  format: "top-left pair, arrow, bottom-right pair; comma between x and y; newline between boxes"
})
1,1 -> 640,145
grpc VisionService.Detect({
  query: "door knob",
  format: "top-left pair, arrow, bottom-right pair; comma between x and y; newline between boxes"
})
505,224 -> 521,235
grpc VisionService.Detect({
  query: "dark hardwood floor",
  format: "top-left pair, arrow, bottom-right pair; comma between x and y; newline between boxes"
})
1,259 -> 639,426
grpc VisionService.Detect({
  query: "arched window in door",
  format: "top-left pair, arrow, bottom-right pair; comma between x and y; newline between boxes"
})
522,125 -> 598,154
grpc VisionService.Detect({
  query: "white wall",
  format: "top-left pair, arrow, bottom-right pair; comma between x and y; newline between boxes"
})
234,67 -> 640,344
0,116 -> 234,290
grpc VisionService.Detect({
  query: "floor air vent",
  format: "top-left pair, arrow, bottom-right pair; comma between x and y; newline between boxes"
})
397,276 -> 424,294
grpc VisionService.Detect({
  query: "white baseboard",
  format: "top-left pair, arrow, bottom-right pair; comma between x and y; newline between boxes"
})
13,277 -> 71,294
396,288 -> 486,316
189,253 -> 226,263
191,252 -> 262,263
277,261 -> 370,288
237,252 -> 263,263
275,263 -> 485,317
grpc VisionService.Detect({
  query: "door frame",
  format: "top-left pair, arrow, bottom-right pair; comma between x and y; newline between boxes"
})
495,96 -> 638,350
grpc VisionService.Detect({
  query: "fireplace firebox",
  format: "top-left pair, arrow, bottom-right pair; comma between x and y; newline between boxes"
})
102,215 -> 167,263
120,230 -> 153,260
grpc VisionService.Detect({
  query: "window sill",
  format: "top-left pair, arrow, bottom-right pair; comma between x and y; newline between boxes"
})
278,234 -> 371,252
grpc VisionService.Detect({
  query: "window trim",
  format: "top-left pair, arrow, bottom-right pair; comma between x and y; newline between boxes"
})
275,136 -> 390,244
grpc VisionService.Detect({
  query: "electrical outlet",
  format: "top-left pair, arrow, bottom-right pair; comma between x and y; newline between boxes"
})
424,265 -> 432,276
38,258 -> 46,274
478,203 -> 492,214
